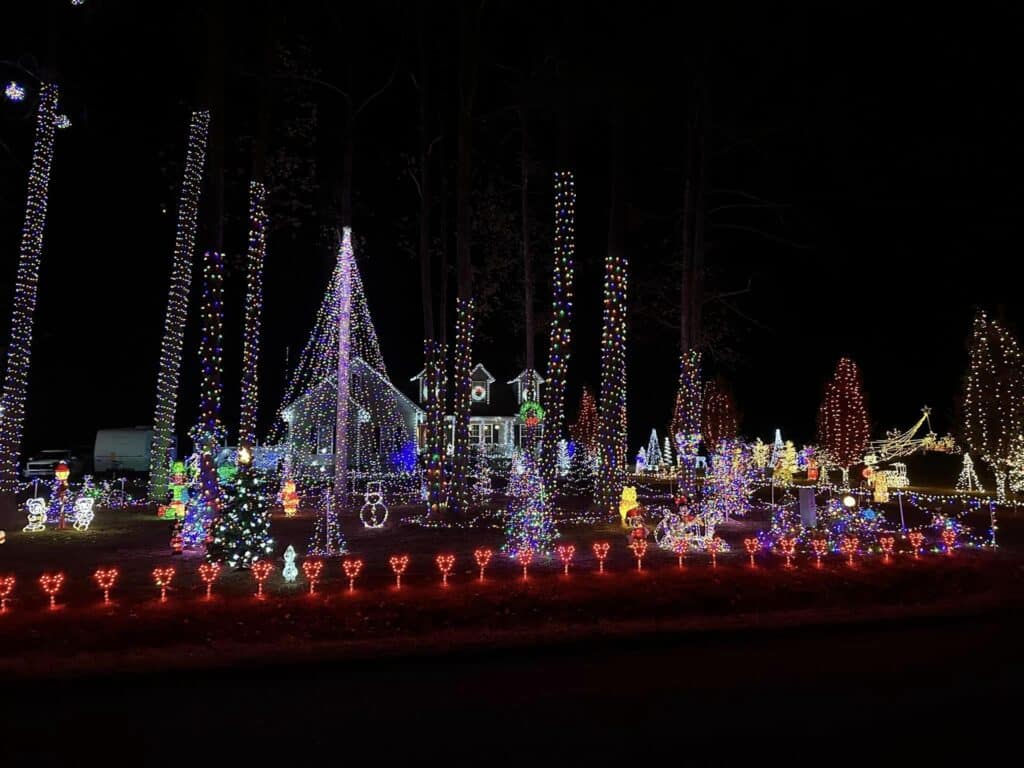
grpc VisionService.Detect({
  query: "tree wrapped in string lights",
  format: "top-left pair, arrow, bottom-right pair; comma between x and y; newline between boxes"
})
817,357 -> 870,487
702,378 -> 738,449
540,170 -> 577,490
423,339 -> 448,517
148,111 -> 209,502
962,310 -> 1024,501
704,440 -> 755,521
333,228 -> 354,513
671,349 -> 702,494
207,449 -> 273,569
449,298 -> 475,516
594,242 -> 628,514
503,451 -> 557,557
0,83 -> 60,493
182,250 -> 226,549
570,387 -> 598,463
238,180 -> 267,452
645,429 -> 662,472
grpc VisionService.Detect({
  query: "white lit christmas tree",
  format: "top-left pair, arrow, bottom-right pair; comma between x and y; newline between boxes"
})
955,452 -> 984,493
646,428 -> 662,471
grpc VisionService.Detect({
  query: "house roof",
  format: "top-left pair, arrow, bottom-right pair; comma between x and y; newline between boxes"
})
471,363 -> 496,383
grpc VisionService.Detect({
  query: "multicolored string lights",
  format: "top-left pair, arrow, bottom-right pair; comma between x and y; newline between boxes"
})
148,111 -> 209,502
238,180 -> 267,451
595,233 -> 628,514
0,83 -> 60,492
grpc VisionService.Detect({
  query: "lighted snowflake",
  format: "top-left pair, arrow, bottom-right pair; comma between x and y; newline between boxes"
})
55,113 -> 72,129
5,81 -> 26,102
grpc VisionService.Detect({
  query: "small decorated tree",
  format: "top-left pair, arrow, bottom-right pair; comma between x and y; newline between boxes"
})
207,450 -> 273,569
503,452 -> 558,556
817,357 -> 871,487
570,387 -> 599,463
646,429 -> 662,471
702,379 -> 738,448
956,452 -> 984,493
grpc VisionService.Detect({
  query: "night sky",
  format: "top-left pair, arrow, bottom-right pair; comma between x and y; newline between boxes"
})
2,2 -> 1022,459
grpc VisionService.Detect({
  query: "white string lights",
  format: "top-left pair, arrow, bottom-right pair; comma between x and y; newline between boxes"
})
540,170 -> 576,490
333,227 -> 354,512
238,180 -> 267,451
0,83 -> 59,492
148,111 -> 210,501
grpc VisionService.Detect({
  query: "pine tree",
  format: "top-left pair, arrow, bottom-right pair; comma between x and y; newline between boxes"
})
962,310 -> 1024,500
570,387 -> 599,463
705,440 -> 754,521
207,458 -> 273,569
817,357 -> 871,485
702,379 -> 738,448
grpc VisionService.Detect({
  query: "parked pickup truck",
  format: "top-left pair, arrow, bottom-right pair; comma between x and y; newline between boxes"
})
23,449 -> 84,479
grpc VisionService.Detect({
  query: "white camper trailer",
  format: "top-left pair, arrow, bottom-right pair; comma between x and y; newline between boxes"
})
94,427 -> 166,473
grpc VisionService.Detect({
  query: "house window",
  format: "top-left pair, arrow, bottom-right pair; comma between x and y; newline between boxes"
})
482,424 -> 498,444
469,423 -> 481,443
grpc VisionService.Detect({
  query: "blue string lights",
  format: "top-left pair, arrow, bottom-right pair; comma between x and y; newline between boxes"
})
148,111 -> 210,501
0,83 -> 59,493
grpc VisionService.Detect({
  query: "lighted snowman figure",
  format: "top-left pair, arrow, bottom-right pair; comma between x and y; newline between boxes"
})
24,498 -> 46,532
282,544 -> 298,583
359,480 -> 388,529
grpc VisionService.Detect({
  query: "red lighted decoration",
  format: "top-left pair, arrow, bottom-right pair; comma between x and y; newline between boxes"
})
0,576 -> 14,612
556,544 -> 575,575
879,536 -> 895,563
908,530 -> 925,559
152,567 -> 175,602
39,572 -> 65,610
516,548 -> 534,579
743,538 -> 760,568
93,568 -> 119,604
198,562 -> 221,599
436,554 -> 455,586
303,559 -> 324,594
343,559 -> 363,591
811,538 -> 828,568
389,555 -> 409,588
593,541 -> 610,573
779,538 -> 797,568
707,536 -> 722,568
941,529 -> 956,556
841,536 -> 859,567
672,539 -> 688,569
252,561 -> 274,599
474,548 -> 493,581
629,539 -> 647,571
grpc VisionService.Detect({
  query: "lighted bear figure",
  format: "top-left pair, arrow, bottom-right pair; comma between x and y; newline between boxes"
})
24,498 -> 46,532
619,486 -> 639,527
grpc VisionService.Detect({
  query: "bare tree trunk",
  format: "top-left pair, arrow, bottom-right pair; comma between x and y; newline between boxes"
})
520,107 -> 534,375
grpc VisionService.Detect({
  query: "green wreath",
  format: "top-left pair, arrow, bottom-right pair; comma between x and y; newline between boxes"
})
519,400 -> 546,427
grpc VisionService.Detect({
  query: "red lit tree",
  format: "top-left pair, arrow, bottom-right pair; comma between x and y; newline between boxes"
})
962,310 -> 1024,500
570,387 -> 599,462
817,357 -> 870,486
702,378 -> 738,449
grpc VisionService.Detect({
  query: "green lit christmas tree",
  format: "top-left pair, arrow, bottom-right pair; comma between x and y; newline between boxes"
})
207,448 -> 274,569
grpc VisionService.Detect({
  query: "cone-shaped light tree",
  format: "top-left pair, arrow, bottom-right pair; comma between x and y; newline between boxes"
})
702,379 -> 738,450
817,357 -> 870,487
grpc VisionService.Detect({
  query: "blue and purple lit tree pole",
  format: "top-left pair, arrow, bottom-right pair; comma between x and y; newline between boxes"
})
148,111 -> 210,501
0,83 -> 59,494
333,227 -> 354,513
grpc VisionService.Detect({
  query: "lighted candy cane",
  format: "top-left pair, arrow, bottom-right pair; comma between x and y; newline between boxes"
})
941,529 -> 956,556
840,536 -> 859,567
198,562 -> 221,599
252,561 -> 273,598
152,567 -> 175,602
40,572 -> 65,610
707,536 -> 722,568
908,530 -> 925,559
303,559 -> 324,594
743,538 -> 760,568
516,548 -> 533,579
343,559 -> 363,591
672,539 -> 687,569
629,539 -> 647,571
593,541 -> 610,573
779,538 -> 796,569
556,544 -> 575,575
879,536 -> 895,563
436,554 -> 455,586
390,555 -> 409,588
811,538 -> 828,568
474,548 -> 493,581
0,576 -> 14,612
93,568 -> 119,604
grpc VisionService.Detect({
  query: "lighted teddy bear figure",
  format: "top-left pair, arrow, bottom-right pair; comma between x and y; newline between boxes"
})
24,498 -> 46,532
618,486 -> 639,527
72,497 -> 96,531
